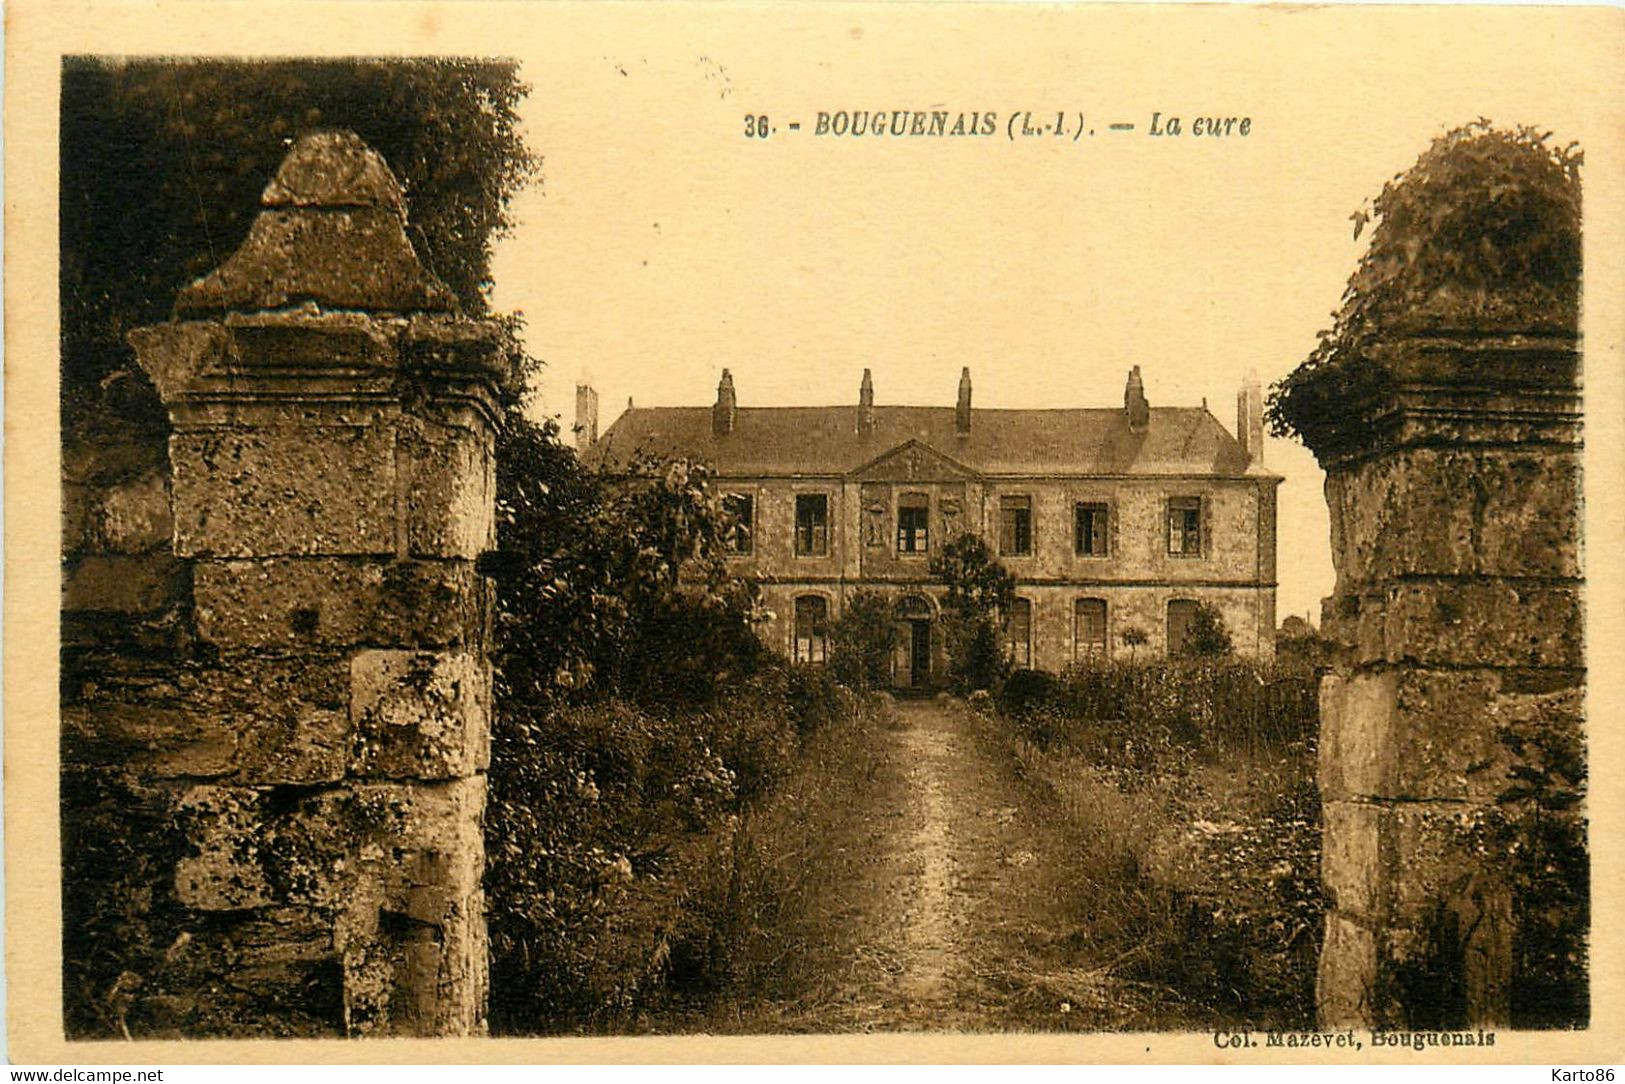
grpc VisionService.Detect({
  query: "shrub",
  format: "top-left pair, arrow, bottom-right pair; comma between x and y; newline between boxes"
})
1008,659 -> 1318,768
829,590 -> 896,690
944,613 -> 1010,694
485,662 -> 874,1033
998,668 -> 1059,718
929,533 -> 1017,692
1178,602 -> 1234,659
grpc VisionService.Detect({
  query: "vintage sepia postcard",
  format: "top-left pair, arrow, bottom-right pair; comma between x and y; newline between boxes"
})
5,0 -> 1624,1067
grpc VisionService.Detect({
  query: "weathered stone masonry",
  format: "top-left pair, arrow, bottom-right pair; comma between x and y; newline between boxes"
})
61,132 -> 507,1036
1301,328 -> 1583,1027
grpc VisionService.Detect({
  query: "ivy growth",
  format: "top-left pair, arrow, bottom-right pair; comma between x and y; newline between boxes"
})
1267,121 -> 1581,452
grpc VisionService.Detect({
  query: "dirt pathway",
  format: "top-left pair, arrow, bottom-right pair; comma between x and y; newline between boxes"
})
706,696 -> 1169,1033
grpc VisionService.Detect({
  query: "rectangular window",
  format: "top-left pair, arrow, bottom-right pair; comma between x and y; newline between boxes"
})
1075,502 -> 1109,556
896,492 -> 930,553
795,493 -> 829,556
1167,599 -> 1199,657
793,595 -> 829,664
1168,497 -> 1202,557
1004,597 -> 1033,669
1074,598 -> 1107,662
1000,495 -> 1033,557
722,492 -> 754,555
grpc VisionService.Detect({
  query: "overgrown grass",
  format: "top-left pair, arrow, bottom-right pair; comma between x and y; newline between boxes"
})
485,666 -> 883,1034
994,660 -> 1324,1028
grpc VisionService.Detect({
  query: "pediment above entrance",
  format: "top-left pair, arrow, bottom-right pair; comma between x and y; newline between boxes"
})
849,439 -> 981,483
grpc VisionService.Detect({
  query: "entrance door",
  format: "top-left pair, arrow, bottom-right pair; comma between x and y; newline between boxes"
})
892,622 -> 913,688
909,619 -> 931,687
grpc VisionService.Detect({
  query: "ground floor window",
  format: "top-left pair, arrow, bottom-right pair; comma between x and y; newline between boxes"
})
1004,597 -> 1033,669
1166,598 -> 1198,657
793,595 -> 829,664
1074,598 -> 1107,662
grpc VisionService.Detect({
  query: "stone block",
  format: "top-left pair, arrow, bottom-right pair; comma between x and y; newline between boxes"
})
99,469 -> 173,553
170,425 -> 396,557
194,558 -> 486,651
398,419 -> 495,559
1387,668 -> 1511,802
1354,581 -> 1582,669
349,651 -> 490,779
173,785 -> 276,911
1321,799 -> 1383,919
126,321 -> 229,406
1381,804 -> 1498,930
1316,911 -> 1377,1027
62,702 -> 238,779
187,657 -> 350,784
223,311 -> 401,371
1323,667 -> 1514,803
1319,669 -> 1394,800
1332,448 -> 1581,583
349,778 -> 486,906
62,554 -> 188,614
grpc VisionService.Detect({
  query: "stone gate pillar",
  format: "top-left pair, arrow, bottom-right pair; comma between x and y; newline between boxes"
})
1298,329 -> 1582,1027
125,131 -> 509,1035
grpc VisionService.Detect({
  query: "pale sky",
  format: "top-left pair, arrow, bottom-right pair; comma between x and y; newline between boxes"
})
486,5 -> 1601,624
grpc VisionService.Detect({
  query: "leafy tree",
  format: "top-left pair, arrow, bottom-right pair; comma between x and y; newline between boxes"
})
829,591 -> 897,690
60,57 -> 538,423
930,533 -> 1017,692
1268,121 -> 1582,449
487,408 -> 767,709
929,532 -> 1016,620
1179,602 -> 1234,659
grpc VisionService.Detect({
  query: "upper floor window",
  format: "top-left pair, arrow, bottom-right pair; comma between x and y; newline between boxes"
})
1000,495 -> 1033,557
795,493 -> 829,556
722,492 -> 754,555
793,595 -> 829,664
1167,598 -> 1198,656
1167,496 -> 1202,557
1004,597 -> 1033,669
1074,598 -> 1107,662
1075,502 -> 1109,556
897,492 -> 930,554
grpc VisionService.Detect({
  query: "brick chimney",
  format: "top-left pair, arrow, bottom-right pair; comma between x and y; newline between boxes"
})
858,368 -> 875,436
1236,368 -> 1264,464
956,367 -> 972,434
713,369 -> 737,436
575,383 -> 599,447
1124,365 -> 1150,433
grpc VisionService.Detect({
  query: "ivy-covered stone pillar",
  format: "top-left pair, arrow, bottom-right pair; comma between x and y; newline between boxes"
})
1296,327 -> 1582,1028
125,131 -> 508,1035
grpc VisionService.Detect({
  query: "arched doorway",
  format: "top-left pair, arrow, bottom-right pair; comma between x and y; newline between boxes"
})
893,594 -> 935,690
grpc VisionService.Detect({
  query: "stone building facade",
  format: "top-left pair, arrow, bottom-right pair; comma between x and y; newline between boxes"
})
583,366 -> 1280,684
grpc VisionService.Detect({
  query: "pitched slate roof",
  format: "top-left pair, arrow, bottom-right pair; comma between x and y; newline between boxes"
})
585,404 -> 1279,479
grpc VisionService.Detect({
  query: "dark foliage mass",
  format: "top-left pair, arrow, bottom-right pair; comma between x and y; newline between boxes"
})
1178,601 -> 1234,659
60,56 -> 537,418
829,590 -> 898,690
1268,121 -> 1581,446
929,533 -> 1017,692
